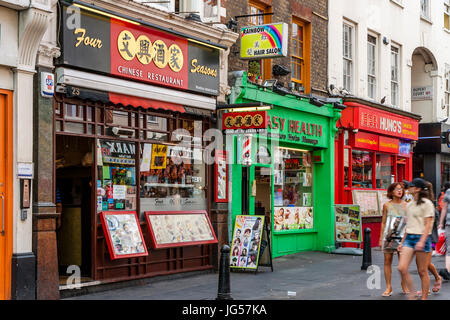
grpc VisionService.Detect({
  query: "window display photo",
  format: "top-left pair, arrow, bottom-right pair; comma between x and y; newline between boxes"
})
100,211 -> 148,260
334,205 -> 362,243
145,211 -> 217,249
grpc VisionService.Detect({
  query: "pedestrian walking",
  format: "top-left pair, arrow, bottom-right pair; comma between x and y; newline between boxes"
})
398,178 -> 435,300
415,182 -> 441,296
438,181 -> 450,281
379,182 -> 408,296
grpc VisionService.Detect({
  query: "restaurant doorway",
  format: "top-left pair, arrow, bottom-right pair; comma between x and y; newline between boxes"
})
55,135 -> 94,284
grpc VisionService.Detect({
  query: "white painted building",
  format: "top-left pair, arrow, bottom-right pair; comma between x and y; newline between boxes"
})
328,0 -> 450,123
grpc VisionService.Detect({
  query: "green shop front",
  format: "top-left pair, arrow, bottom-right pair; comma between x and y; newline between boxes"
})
223,75 -> 342,258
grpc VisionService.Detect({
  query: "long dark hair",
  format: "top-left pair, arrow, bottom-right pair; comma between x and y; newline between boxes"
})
443,182 -> 450,193
417,181 -> 434,206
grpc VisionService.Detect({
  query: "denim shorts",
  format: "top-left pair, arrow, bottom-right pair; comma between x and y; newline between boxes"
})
403,234 -> 432,252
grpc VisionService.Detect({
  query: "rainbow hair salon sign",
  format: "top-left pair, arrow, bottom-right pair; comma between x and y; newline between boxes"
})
240,23 -> 288,59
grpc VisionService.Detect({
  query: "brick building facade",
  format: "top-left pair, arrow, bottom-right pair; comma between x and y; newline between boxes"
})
224,0 -> 328,97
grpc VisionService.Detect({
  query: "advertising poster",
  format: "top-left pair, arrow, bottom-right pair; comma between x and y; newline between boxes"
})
100,211 -> 148,260
215,151 -> 228,202
335,205 -> 362,243
140,143 -> 152,173
145,211 -> 217,249
273,207 -> 313,231
352,190 -> 380,217
230,215 -> 265,269
151,144 -> 168,169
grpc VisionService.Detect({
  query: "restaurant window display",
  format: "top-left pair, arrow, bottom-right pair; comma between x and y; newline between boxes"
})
139,143 -> 207,217
97,140 -> 137,213
273,147 -> 314,231
351,150 -> 373,188
376,154 -> 394,189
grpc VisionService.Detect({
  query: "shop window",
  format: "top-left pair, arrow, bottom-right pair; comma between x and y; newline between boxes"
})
442,155 -> 450,185
344,147 -> 350,188
273,147 -> 313,231
139,142 -> 207,220
97,139 -> 137,214
376,154 -> 394,189
352,150 -> 373,188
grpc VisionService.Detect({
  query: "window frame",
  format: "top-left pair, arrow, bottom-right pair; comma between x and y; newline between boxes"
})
390,44 -> 400,108
421,0 -> 431,20
343,22 -> 355,93
248,1 -> 272,82
367,33 -> 378,100
445,0 -> 450,30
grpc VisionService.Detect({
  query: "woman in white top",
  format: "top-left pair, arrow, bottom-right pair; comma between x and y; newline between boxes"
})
398,178 -> 435,300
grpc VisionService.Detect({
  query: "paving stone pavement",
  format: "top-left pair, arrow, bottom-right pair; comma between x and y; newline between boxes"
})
64,248 -> 450,300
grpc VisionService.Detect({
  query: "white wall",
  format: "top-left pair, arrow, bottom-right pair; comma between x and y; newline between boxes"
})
0,7 -> 18,70
329,0 -> 450,123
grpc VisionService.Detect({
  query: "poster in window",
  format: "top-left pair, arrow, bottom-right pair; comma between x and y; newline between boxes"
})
100,211 -> 148,260
335,205 -> 362,243
151,144 -> 168,169
352,190 -> 380,217
230,215 -> 265,269
273,207 -> 313,231
215,151 -> 228,203
145,211 -> 218,249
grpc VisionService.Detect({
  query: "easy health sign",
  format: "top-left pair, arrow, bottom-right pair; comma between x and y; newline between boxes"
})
240,23 -> 288,59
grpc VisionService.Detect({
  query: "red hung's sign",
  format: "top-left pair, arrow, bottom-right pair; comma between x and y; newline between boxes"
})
341,104 -> 419,140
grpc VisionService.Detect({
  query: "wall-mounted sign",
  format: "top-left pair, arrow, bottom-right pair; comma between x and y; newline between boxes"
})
240,23 -> 288,59
223,111 -> 267,133
60,4 -> 220,96
341,104 -> 419,140
41,72 -> 55,98
412,86 -> 432,101
266,108 -> 327,148
353,132 -> 378,151
100,140 -> 136,165
379,136 -> 399,153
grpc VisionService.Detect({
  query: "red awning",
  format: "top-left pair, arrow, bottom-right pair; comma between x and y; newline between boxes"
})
109,92 -> 185,113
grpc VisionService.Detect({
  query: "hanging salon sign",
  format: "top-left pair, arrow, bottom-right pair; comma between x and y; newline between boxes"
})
240,23 -> 288,59
59,4 -> 220,95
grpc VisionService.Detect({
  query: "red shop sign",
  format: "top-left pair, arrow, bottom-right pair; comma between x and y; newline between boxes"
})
379,136 -> 399,153
341,104 -> 419,140
222,111 -> 267,131
353,132 -> 379,151
110,19 -> 189,90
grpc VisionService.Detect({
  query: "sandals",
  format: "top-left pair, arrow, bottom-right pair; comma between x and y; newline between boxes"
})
432,279 -> 442,293
382,290 -> 392,297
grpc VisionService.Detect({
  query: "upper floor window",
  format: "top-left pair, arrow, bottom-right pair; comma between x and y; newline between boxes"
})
367,34 -> 377,100
247,1 -> 272,82
445,64 -> 450,117
445,0 -> 450,30
291,20 -> 305,85
132,0 -> 175,12
391,45 -> 400,107
343,22 -> 354,93
421,0 -> 430,19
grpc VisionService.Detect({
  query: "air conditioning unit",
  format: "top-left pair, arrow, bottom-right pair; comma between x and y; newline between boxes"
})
112,127 -> 135,138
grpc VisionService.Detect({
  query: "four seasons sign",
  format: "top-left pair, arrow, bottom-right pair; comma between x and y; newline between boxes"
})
60,4 -> 220,95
